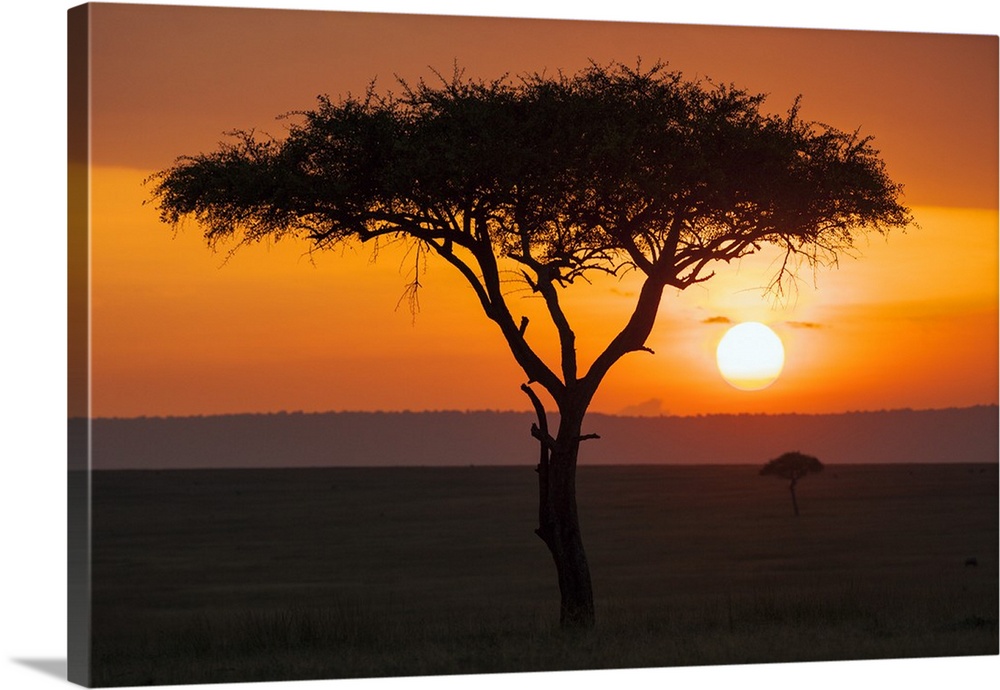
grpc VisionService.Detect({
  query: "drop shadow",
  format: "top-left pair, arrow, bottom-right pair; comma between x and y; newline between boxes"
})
11,658 -> 67,681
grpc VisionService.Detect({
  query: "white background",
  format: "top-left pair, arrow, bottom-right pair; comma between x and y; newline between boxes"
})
2,1 -> 997,689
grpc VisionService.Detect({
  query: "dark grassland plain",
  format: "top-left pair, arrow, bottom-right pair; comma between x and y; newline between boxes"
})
89,464 -> 998,686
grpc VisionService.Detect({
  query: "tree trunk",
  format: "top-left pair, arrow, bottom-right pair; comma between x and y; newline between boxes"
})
789,477 -> 800,517
528,397 -> 595,629
537,438 -> 594,628
521,385 -> 595,628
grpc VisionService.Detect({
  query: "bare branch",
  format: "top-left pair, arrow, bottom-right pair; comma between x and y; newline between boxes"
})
394,241 -> 425,322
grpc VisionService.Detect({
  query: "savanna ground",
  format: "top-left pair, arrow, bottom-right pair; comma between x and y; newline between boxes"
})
88,463 -> 998,686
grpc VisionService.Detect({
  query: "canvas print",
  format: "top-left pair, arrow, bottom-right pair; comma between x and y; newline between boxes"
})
67,2 -> 999,687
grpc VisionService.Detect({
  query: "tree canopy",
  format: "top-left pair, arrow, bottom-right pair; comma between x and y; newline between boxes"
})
150,61 -> 911,408
760,451 -> 825,481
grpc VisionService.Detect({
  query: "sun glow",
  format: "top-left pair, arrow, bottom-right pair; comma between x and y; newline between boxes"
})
715,322 -> 785,391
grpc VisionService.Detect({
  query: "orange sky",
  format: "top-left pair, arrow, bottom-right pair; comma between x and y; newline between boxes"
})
77,3 -> 998,419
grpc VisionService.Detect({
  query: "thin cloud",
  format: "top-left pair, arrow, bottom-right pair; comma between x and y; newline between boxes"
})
785,321 -> 823,329
618,398 -> 666,417
702,316 -> 732,325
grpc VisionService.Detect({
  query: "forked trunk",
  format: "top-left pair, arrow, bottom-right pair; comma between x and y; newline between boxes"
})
513,261 -> 666,629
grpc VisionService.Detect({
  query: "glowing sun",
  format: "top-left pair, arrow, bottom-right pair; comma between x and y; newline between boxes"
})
716,322 -> 785,391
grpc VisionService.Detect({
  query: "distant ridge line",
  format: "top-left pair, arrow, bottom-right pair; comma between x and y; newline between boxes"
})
76,405 -> 998,470
88,403 -> 998,421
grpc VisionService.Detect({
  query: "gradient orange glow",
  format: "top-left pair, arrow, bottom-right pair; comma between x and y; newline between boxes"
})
80,4 -> 998,419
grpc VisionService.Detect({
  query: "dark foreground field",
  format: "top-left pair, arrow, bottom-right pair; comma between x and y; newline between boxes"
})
89,464 -> 998,686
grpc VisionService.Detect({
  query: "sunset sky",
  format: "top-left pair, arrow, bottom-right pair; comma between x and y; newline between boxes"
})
78,2 -> 998,419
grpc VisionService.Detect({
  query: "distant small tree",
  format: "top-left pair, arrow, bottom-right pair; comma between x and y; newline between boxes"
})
760,451 -> 824,516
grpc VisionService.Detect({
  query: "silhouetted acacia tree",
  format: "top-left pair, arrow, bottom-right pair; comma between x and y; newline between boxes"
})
149,62 -> 911,629
760,451 -> 825,516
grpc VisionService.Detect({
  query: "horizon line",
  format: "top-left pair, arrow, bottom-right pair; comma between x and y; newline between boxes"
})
80,402 -> 999,422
